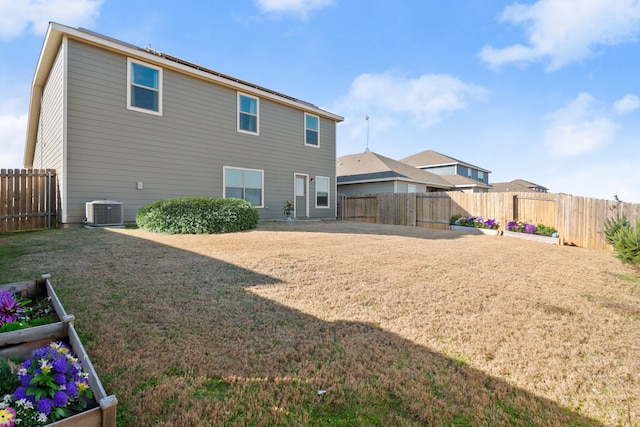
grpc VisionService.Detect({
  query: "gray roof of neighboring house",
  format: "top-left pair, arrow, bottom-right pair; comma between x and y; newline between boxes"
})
337,152 -> 453,189
399,149 -> 491,173
489,179 -> 548,192
440,174 -> 492,190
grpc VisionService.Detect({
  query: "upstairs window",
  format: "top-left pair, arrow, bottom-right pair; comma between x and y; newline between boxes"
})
224,166 -> 263,207
238,93 -> 259,134
478,171 -> 485,183
315,176 -> 329,208
305,113 -> 319,146
127,58 -> 162,115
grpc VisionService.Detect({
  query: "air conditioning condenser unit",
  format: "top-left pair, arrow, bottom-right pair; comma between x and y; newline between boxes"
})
85,200 -> 124,227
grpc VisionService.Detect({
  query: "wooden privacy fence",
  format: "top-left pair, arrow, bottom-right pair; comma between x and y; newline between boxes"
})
1,169 -> 57,232
338,191 -> 640,251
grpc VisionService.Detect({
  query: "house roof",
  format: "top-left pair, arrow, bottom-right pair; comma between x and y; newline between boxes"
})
337,152 -> 453,189
24,22 -> 343,167
489,179 -> 548,192
440,174 -> 492,189
399,149 -> 491,173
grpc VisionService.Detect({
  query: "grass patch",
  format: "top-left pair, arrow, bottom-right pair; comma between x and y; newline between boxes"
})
0,223 -> 634,426
194,377 -> 230,401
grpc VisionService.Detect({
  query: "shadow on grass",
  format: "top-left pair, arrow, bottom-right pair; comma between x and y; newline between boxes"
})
259,219 -> 475,241
0,228 -> 604,426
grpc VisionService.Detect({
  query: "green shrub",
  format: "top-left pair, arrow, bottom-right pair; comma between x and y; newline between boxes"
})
608,218 -> 640,266
136,197 -> 259,234
604,216 -> 631,245
534,223 -> 558,237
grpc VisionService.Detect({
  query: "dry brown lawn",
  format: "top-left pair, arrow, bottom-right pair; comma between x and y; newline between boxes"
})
1,221 -> 639,426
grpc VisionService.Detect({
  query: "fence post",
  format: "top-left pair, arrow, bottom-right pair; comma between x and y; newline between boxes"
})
47,171 -> 52,228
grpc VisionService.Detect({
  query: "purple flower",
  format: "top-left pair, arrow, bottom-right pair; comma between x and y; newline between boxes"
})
14,386 -> 27,400
69,364 -> 80,378
484,219 -> 496,228
524,224 -> 536,234
506,221 -> 518,231
54,373 -> 67,385
53,390 -> 69,407
52,357 -> 67,374
0,290 -> 23,325
20,373 -> 33,387
23,359 -> 32,370
37,397 -> 54,414
65,381 -> 78,399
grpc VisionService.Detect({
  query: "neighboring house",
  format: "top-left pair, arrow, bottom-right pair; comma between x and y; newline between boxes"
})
336,152 -> 453,195
400,149 -> 492,193
489,179 -> 549,193
24,23 -> 343,225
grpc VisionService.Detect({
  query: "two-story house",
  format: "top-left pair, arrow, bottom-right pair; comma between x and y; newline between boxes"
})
400,150 -> 492,193
24,23 -> 343,225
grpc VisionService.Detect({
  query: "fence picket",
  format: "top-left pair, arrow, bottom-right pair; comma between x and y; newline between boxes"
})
0,169 -> 57,232
338,191 -> 640,251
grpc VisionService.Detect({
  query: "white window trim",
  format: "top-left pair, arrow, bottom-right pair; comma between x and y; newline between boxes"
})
223,166 -> 264,208
315,176 -> 330,209
237,92 -> 259,135
304,112 -> 320,147
126,58 -> 163,116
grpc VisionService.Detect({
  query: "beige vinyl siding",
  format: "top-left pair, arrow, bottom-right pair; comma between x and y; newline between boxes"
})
33,41 -> 66,220
63,39 -> 336,223
396,181 -> 427,193
337,181 -> 396,195
420,165 -> 455,175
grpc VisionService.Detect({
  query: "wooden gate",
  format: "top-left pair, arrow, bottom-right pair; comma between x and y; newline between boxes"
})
416,193 -> 450,230
1,169 -> 57,232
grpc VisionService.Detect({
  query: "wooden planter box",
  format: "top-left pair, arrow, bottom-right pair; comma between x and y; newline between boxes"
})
1,276 -> 117,427
450,225 -> 500,236
0,274 -> 75,351
502,230 -> 561,245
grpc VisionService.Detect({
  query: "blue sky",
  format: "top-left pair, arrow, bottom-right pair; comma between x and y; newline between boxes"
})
1,0 -> 639,202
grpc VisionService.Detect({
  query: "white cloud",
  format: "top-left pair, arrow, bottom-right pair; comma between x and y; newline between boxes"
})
335,71 -> 487,127
613,93 -> 640,115
254,0 -> 334,19
0,0 -> 103,40
332,71 -> 488,154
479,0 -> 640,70
0,113 -> 28,168
545,93 -> 619,157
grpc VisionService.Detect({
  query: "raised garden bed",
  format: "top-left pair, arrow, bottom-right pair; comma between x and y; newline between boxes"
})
0,276 -> 117,427
502,230 -> 561,245
450,225 -> 500,236
0,275 -> 74,351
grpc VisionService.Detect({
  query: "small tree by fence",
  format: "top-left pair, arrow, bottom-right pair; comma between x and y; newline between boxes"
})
338,191 -> 640,251
1,169 -> 57,233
